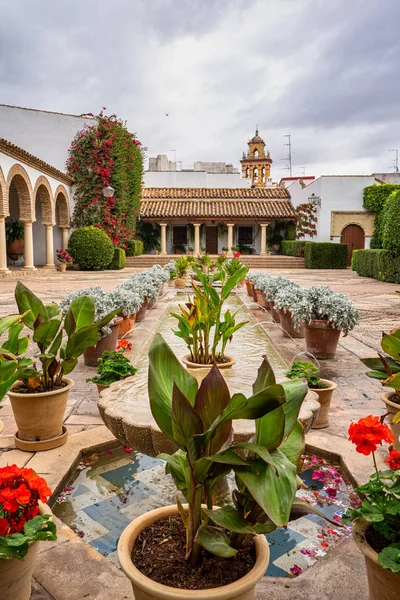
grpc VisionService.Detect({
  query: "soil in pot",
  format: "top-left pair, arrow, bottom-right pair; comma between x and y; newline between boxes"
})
309,379 -> 337,429
269,302 -> 280,323
183,354 -> 236,370
304,320 -> 341,359
131,515 -> 256,590
279,310 -> 304,339
83,319 -> 122,367
135,299 -> 148,323
381,392 -> 400,450
118,314 -> 136,339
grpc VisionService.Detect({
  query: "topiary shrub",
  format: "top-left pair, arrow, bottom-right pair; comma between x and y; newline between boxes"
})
382,190 -> 400,254
281,240 -> 306,257
363,183 -> 400,248
304,242 -> 347,269
68,226 -> 114,270
352,248 -> 400,283
109,247 -> 126,270
125,239 -> 144,256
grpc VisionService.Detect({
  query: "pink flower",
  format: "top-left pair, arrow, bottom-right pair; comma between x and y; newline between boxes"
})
290,565 -> 302,576
325,487 -> 337,498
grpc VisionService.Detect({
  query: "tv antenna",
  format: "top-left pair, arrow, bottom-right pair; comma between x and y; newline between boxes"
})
279,134 -> 292,176
388,149 -> 399,173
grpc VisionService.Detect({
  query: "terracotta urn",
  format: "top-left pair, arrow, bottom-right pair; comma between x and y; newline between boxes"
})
118,313 -> 136,339
83,318 -> 123,367
303,320 -> 341,359
251,286 -> 258,302
269,302 -> 281,323
279,310 -> 304,339
6,238 -> 24,261
118,504 -> 270,600
175,277 -> 187,289
310,379 -> 337,429
381,391 -> 400,450
255,289 -> 270,310
244,280 -> 253,297
136,299 -> 149,323
57,263 -> 67,272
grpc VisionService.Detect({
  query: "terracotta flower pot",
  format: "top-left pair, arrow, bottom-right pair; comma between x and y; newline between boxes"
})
96,383 -> 107,394
6,238 -> 24,261
135,299 -> 149,323
8,378 -> 73,451
118,504 -> 270,600
272,243 -> 280,254
175,277 -> 187,289
310,379 -> 337,429
83,318 -> 123,367
381,391 -> 400,450
303,320 -> 341,359
255,289 -> 270,310
0,503 -> 51,600
182,355 -> 236,370
352,518 -> 400,600
279,310 -> 304,339
252,287 -> 258,302
245,280 -> 254,297
269,302 -> 280,323
118,314 -> 136,339
57,263 -> 67,272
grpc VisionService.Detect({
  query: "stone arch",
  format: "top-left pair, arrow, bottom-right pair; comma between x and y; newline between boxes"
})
254,149 -> 259,158
0,165 -> 6,216
6,164 -> 34,221
339,221 -> 366,235
33,176 -> 54,225
54,185 -> 71,228
253,167 -> 259,183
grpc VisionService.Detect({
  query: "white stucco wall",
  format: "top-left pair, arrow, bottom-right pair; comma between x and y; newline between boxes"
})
161,222 -> 262,254
144,170 -> 251,188
0,105 -> 94,172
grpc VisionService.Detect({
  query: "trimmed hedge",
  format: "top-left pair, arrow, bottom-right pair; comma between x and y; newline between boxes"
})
68,226 -> 114,270
109,247 -> 126,270
281,240 -> 306,257
382,190 -> 400,254
125,239 -> 144,257
352,248 -> 400,283
285,222 -> 297,241
363,183 -> 400,248
304,242 -> 348,269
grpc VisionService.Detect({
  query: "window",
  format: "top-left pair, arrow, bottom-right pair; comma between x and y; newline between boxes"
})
238,226 -> 253,245
254,149 -> 259,158
253,168 -> 258,182
173,226 -> 188,246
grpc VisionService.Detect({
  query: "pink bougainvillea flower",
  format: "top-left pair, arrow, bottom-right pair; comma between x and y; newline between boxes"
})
290,565 -> 302,576
325,487 -> 337,498
123,446 -> 133,454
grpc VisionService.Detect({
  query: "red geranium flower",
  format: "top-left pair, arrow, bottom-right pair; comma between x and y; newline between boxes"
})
348,415 -> 394,455
116,339 -> 132,351
385,449 -> 400,471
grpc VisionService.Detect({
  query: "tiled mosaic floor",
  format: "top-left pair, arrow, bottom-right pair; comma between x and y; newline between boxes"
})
53,448 -> 357,578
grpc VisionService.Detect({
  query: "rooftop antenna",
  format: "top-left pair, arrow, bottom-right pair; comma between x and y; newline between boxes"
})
388,149 -> 399,173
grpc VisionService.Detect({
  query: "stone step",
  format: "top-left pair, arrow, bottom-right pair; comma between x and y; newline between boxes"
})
126,255 -> 305,269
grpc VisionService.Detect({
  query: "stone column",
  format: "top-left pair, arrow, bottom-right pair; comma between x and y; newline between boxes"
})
193,223 -> 201,255
44,225 -> 55,269
160,223 -> 167,255
227,223 -> 234,257
22,222 -> 36,271
0,217 -> 10,274
61,228 -> 69,250
260,223 -> 268,255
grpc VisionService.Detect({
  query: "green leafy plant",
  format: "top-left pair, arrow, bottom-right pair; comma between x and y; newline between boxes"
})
224,257 -> 245,277
285,361 -> 328,389
148,334 -> 311,565
5,220 -> 24,243
304,242 -> 347,269
174,244 -> 186,254
136,222 -> 160,254
109,247 -> 126,270
125,239 -> 144,257
352,249 -> 400,284
172,263 -> 248,364
363,184 -> 400,249
174,256 -> 189,278
86,349 -> 137,388
281,240 -> 306,257
238,244 -> 255,255
382,190 -> 400,255
68,226 -> 114,270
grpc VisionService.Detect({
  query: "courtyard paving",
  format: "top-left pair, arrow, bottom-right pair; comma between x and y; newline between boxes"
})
0,266 -> 398,599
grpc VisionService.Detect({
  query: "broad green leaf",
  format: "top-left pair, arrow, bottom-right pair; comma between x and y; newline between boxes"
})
253,522 -> 277,534
0,313 -> 29,336
222,384 -> 286,421
381,334 -> 400,361
65,325 -> 99,357
62,357 -> 78,375
358,500 -> 385,522
0,361 -> 17,383
158,450 -> 190,498
2,323 -> 24,354
362,357 -> 400,373
378,543 -> 400,573
176,495 -> 188,526
94,309 -> 121,331
195,526 -> 237,558
252,356 -> 276,394
69,296 -> 95,331
255,405 -> 285,451
202,506 -> 255,534
383,372 -> 400,390
148,334 -> 198,443
45,303 -> 59,319
172,383 -> 203,462
393,411 -> 400,425
48,330 -> 63,357
365,370 -> 387,380
221,266 -> 248,300
291,499 -> 343,525
17,335 -> 29,356
280,379 -> 308,437
15,281 -> 48,330
33,316 -> 62,351
205,449 -> 249,466
280,421 -> 305,466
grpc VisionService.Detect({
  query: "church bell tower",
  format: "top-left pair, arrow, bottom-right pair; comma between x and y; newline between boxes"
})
240,128 -> 273,188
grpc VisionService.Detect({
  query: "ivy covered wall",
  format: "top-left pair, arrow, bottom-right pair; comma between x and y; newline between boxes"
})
363,183 -> 400,248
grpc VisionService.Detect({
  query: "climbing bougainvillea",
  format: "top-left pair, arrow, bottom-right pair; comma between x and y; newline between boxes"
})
295,203 -> 318,239
67,109 -> 144,247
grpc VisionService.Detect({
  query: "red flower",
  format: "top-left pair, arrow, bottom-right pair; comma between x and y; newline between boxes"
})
348,415 -> 394,455
385,449 -> 400,471
233,252 -> 241,258
0,518 -> 9,536
116,339 -> 132,351
14,483 -> 31,505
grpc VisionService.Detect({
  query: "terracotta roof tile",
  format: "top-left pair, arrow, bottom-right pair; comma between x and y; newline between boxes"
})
142,187 -> 290,199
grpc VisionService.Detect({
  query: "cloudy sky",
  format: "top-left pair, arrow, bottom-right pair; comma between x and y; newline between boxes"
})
1,0 -> 399,177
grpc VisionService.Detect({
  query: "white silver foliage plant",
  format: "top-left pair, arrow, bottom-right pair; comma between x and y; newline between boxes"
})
59,287 -> 119,339
108,288 -> 142,317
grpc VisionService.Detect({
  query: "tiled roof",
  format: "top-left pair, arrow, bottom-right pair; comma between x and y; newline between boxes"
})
142,187 -> 290,199
140,199 -> 295,220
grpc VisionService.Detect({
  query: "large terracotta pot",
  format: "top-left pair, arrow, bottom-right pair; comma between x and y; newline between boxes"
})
0,504 -> 51,600
245,280 -> 254,297
8,378 -> 73,451
83,318 -> 123,367
279,310 -> 304,339
135,299 -> 149,323
310,379 -> 337,429
118,314 -> 136,339
352,518 -> 400,600
182,355 -> 236,370
252,287 -> 258,302
269,302 -> 280,323
255,289 -> 270,310
381,391 -> 400,450
303,320 -> 341,359
175,277 -> 187,289
118,504 -> 270,600
6,238 -> 24,261
57,263 -> 67,272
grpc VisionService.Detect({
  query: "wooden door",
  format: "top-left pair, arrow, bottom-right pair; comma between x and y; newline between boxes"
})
341,224 -> 365,266
206,227 -> 218,254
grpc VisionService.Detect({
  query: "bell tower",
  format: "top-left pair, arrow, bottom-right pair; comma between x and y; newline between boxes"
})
240,128 -> 273,188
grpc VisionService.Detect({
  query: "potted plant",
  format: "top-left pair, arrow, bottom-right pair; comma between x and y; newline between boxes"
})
343,416 -> 400,599
253,275 -> 291,323
2,282 -> 119,450
118,333 -> 310,600
223,257 -> 245,288
5,219 -> 24,261
273,284 -> 306,339
221,246 -> 229,256
172,263 -> 248,369
86,341 -> 137,394
285,361 -> 337,428
188,246 -> 194,255
174,244 -> 186,254
109,287 -> 142,339
0,465 -> 56,600
174,256 -> 189,288
361,329 -> 400,450
270,232 -> 282,254
60,286 -> 122,368
56,248 -> 73,272
290,285 -> 359,359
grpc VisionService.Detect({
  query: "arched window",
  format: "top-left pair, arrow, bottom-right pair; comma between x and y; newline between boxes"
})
253,168 -> 258,183
245,167 -> 250,178
262,167 -> 266,182
254,149 -> 259,158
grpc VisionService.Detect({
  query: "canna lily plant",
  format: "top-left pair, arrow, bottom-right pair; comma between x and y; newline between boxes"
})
172,263 -> 248,364
148,333 -> 312,564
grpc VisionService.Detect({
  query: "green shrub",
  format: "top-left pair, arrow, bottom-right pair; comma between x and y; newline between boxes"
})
68,226 -> 114,270
109,247 -> 126,270
281,240 -> 306,257
352,248 -> 400,284
285,222 -> 297,240
304,242 -> 347,269
363,183 -> 400,248
125,239 -> 144,256
382,190 -> 400,254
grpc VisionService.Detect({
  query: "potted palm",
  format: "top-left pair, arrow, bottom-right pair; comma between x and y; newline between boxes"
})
0,465 -> 56,600
174,256 -> 190,288
285,361 -> 337,428
172,263 -> 248,369
5,219 -> 24,261
343,416 -> 400,600
86,341 -> 137,394
273,284 -> 306,339
3,282 -> 119,450
118,333 -> 310,599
